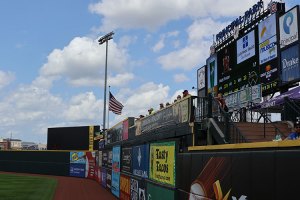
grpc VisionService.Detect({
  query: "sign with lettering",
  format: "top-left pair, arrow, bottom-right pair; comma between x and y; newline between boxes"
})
106,169 -> 112,191
216,0 -> 264,43
130,178 -> 139,200
102,150 -> 108,167
197,66 -> 206,90
112,146 -> 121,197
120,174 -> 130,200
89,126 -> 94,151
260,59 -> 279,95
69,163 -> 85,178
149,141 -> 176,186
280,6 -> 299,48
101,167 -> 107,188
70,151 -> 86,164
132,144 -> 149,178
281,44 -> 300,84
141,98 -> 190,134
258,14 -> 277,65
121,147 -> 132,173
108,149 -> 113,168
237,30 -> 256,64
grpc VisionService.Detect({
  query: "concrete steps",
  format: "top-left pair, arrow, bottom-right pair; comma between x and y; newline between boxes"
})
233,122 -> 292,142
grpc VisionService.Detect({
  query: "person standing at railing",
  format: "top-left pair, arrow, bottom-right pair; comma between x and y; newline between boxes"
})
215,93 -> 228,112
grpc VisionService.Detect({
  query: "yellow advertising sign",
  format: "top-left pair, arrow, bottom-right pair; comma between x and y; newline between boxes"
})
89,126 -> 94,151
149,141 -> 176,186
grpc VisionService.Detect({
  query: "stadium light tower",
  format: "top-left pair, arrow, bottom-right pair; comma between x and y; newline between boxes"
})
98,31 -> 114,131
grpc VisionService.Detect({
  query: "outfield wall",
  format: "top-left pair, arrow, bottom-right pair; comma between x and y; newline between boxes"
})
1,141 -> 300,199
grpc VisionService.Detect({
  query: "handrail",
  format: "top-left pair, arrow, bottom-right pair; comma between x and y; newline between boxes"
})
249,101 -> 286,138
210,94 -> 247,143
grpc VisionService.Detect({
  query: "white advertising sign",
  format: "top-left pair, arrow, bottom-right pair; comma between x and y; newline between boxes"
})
237,30 -> 256,64
279,7 -> 299,48
197,66 -> 205,90
259,35 -> 277,65
259,14 -> 277,43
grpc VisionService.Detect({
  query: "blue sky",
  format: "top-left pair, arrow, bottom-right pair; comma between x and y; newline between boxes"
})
0,0 -> 298,143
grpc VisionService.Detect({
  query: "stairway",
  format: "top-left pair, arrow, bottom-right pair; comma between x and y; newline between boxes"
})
233,122 -> 292,142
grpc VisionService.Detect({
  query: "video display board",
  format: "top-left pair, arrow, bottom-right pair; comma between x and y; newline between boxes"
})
217,28 -> 259,96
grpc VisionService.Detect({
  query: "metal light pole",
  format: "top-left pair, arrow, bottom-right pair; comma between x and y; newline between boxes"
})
98,31 -> 114,131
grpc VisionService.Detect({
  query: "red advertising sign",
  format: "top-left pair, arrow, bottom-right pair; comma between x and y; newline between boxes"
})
85,152 -> 96,179
122,119 -> 129,140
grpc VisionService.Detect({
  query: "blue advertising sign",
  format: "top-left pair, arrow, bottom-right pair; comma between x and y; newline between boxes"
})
112,146 -> 121,198
69,163 -> 85,178
112,171 -> 120,197
281,44 -> 300,84
101,167 -> 107,188
132,144 -> 149,178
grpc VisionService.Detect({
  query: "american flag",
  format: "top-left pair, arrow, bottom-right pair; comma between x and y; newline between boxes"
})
109,92 -> 124,115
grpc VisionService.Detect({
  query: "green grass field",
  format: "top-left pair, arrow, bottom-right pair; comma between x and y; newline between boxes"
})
0,173 -> 57,200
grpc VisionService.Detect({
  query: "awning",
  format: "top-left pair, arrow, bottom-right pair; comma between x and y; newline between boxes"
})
253,86 -> 300,112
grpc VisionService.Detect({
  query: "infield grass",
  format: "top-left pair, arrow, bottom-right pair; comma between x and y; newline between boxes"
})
0,173 -> 57,200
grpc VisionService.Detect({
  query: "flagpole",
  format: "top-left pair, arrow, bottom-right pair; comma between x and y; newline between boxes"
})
98,31 -> 114,131
108,86 -> 110,129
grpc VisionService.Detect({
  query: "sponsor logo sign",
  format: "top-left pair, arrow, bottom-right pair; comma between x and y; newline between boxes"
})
206,54 -> 218,93
121,147 -> 132,173
106,169 -> 112,190
149,141 -> 176,186
281,44 -> 300,83
70,152 -> 86,164
101,167 -> 107,188
237,30 -> 255,64
258,14 -> 277,65
280,7 -> 299,48
69,163 -> 85,178
146,182 -> 174,200
197,66 -> 206,90
120,174 -> 130,200
132,144 -> 149,178
112,146 -> 121,197
89,126 -> 94,151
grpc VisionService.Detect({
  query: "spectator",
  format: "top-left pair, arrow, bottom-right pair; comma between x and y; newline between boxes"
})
139,115 -> 144,119
166,102 -> 171,106
177,95 -> 182,100
215,93 -> 228,112
285,121 -> 300,140
159,103 -> 164,110
148,108 -> 154,115
182,90 -> 190,98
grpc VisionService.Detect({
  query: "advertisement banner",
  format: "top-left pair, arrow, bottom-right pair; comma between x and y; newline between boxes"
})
132,144 -> 149,178
85,152 -> 96,179
112,171 -> 120,197
147,182 -> 174,200
108,149 -> 113,169
70,152 -> 86,164
102,150 -> 108,167
99,151 -> 103,167
237,30 -> 255,64
69,163 -> 85,178
281,44 -> 300,83
258,14 -> 277,65
121,147 -> 132,173
280,6 -> 299,48
99,140 -> 105,150
149,141 -> 176,186
130,178 -> 146,200
120,174 -> 131,200
197,66 -> 206,90
101,167 -> 107,188
106,169 -> 112,191
206,54 -> 218,94
112,146 -> 121,197
260,59 -> 279,95
94,166 -> 101,183
130,178 -> 139,200
122,119 -> 129,140
141,98 -> 189,134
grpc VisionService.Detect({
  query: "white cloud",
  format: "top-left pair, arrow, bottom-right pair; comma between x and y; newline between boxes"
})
0,71 -> 15,89
63,92 -> 102,122
35,36 -> 130,89
174,73 -> 189,83
157,18 -> 228,71
118,35 -> 138,48
89,0 -> 260,31
152,38 -> 165,53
